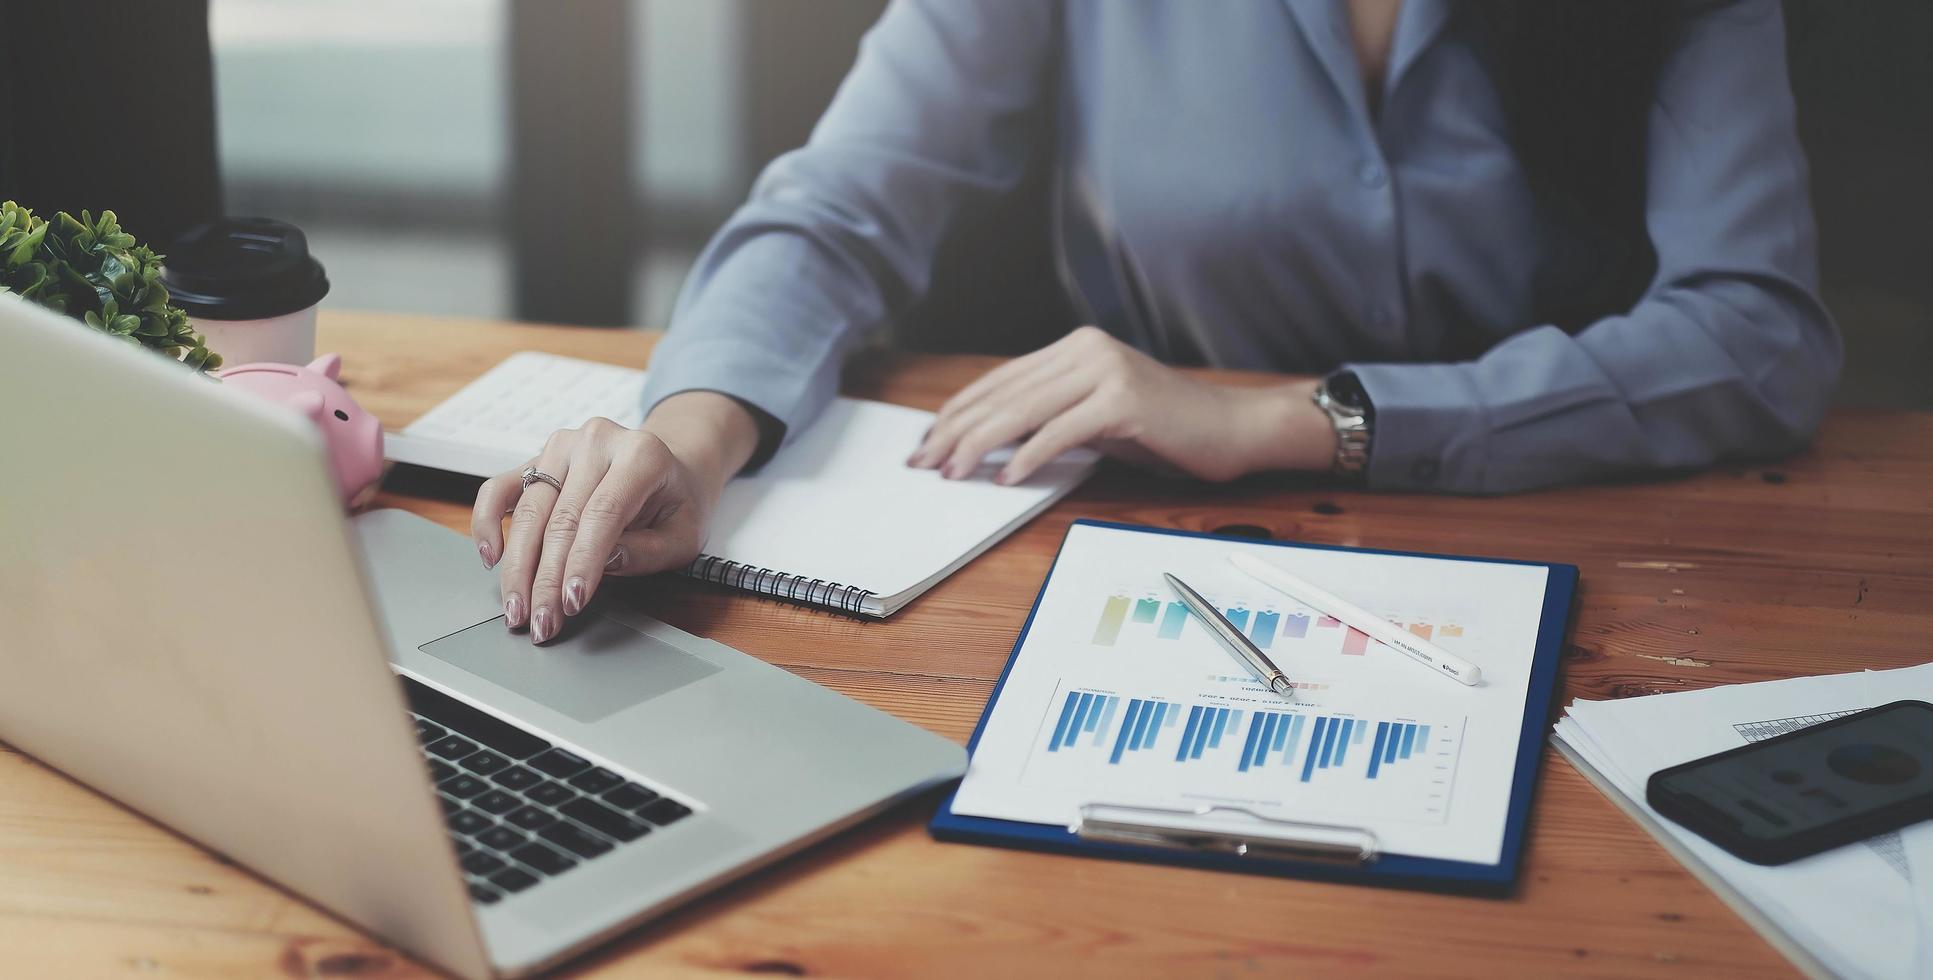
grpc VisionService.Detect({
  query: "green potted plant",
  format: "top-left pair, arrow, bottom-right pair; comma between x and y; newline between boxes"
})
1,200 -> 222,370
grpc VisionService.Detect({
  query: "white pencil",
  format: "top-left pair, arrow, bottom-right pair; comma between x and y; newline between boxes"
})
1228,552 -> 1482,687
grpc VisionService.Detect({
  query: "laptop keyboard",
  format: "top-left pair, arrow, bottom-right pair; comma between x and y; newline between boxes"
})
401,676 -> 693,905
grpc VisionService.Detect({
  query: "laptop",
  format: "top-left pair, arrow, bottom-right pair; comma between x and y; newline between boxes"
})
0,296 -> 966,978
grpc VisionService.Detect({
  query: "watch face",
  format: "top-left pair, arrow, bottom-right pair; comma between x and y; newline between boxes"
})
1324,372 -> 1370,416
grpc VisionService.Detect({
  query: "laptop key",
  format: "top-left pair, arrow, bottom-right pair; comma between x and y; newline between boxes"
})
489,867 -> 540,894
472,790 -> 519,815
539,821 -> 614,858
437,794 -> 463,817
448,809 -> 492,837
637,798 -> 692,827
453,839 -> 476,856
460,750 -> 511,776
561,798 -> 651,842
427,758 -> 457,783
469,883 -> 502,905
401,676 -> 552,759
526,781 -> 577,807
491,766 -> 543,791
509,841 -> 578,877
527,748 -> 592,779
477,825 -> 525,851
415,718 -> 446,743
602,783 -> 659,811
460,851 -> 507,876
568,767 -> 624,794
504,806 -> 557,832
439,774 -> 489,799
426,734 -> 478,760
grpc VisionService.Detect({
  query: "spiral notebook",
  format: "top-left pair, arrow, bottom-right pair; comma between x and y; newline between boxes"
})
384,352 -> 1097,616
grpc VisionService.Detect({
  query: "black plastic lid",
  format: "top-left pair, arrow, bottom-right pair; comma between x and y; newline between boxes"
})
161,217 -> 330,320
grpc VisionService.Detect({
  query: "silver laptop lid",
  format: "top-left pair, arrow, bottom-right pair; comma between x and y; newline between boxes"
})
0,297 -> 492,979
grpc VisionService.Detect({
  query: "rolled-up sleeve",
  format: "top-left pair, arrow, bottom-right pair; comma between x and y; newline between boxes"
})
638,0 -> 1056,453
1348,0 -> 1840,493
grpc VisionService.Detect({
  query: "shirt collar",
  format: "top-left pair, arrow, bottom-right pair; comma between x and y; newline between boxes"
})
1280,0 -> 1453,126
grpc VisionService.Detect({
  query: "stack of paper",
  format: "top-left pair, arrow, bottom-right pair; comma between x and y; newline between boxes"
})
1552,662 -> 1933,979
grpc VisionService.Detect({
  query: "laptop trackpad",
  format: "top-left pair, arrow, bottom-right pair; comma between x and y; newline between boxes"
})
419,615 -> 722,724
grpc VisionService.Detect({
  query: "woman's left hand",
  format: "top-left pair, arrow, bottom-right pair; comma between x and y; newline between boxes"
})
909,326 -> 1337,485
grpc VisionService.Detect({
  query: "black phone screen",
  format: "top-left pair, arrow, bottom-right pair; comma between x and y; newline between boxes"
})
1646,700 -> 1933,865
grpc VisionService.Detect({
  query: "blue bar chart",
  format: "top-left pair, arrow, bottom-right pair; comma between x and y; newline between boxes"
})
1033,687 -> 1461,823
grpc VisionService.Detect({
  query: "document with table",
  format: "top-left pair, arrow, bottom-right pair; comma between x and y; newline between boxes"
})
1555,661 -> 1933,980
934,521 -> 1576,889
385,352 -> 1096,616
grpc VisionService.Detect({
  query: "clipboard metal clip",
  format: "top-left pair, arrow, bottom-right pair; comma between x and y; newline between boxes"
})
1072,803 -> 1381,865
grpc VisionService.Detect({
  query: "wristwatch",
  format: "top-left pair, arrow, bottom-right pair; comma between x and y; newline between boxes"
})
1312,371 -> 1374,479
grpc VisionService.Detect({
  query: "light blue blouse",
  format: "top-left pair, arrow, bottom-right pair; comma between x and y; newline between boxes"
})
637,0 -> 1839,493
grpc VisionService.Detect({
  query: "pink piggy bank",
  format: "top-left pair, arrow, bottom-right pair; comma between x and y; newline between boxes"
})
218,353 -> 384,507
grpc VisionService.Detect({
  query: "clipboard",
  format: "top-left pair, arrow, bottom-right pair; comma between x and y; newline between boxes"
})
928,519 -> 1579,895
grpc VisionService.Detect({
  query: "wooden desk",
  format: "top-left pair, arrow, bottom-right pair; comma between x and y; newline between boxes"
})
5,311 -> 1929,978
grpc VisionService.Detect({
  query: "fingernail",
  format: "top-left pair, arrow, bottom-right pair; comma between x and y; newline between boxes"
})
943,464 -> 964,480
478,540 -> 496,568
906,452 -> 923,467
563,577 -> 585,616
605,548 -> 624,571
995,469 -> 1015,486
504,592 -> 526,628
532,606 -> 555,644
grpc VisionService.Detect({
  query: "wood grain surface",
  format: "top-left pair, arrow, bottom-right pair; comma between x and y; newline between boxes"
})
3,310 -> 1926,978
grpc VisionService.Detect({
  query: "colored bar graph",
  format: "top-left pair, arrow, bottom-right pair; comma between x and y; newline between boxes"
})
1301,716 -> 1328,781
1093,596 -> 1130,645
1368,721 -> 1389,779
1132,598 -> 1161,623
1225,607 -> 1250,631
1176,706 -> 1204,761
1092,696 -> 1119,747
1157,602 -> 1189,640
1351,720 -> 1366,744
1281,715 -> 1306,766
1249,611 -> 1279,648
1237,715 -> 1264,772
1108,700 -> 1144,764
1417,724 -> 1431,749
1399,723 -> 1417,759
1048,692 -> 1080,751
1439,625 -> 1463,638
1281,613 -> 1310,639
1342,627 -> 1369,655
1318,615 -> 1341,628
1408,623 -> 1434,641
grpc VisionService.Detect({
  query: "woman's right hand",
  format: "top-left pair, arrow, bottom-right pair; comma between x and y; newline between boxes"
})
469,391 -> 760,645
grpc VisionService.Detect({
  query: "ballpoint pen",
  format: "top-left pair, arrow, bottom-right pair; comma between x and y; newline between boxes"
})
1163,572 -> 1295,699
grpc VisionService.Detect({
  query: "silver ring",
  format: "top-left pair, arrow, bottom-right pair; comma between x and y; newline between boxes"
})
521,466 -> 564,493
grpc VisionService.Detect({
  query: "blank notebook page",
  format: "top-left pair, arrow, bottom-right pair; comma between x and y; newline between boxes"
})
391,352 -> 1095,610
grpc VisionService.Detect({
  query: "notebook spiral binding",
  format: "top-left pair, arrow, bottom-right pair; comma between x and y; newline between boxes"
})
684,555 -> 877,616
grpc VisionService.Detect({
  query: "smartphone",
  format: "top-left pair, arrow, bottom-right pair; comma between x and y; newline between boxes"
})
1646,700 -> 1933,865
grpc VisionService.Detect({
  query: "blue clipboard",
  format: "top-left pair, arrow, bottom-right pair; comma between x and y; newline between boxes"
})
928,519 -> 1579,896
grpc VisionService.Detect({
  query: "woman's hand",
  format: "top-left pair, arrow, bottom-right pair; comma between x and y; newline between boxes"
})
471,391 -> 759,644
910,326 -> 1337,484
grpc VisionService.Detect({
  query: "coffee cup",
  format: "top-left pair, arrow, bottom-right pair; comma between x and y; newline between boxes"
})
162,218 -> 330,366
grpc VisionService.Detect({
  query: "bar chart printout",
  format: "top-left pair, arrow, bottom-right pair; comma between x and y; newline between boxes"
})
1089,595 -> 1461,656
1034,689 -> 1462,824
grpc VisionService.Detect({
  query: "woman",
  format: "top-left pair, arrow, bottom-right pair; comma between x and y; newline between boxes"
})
474,0 -> 1837,645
